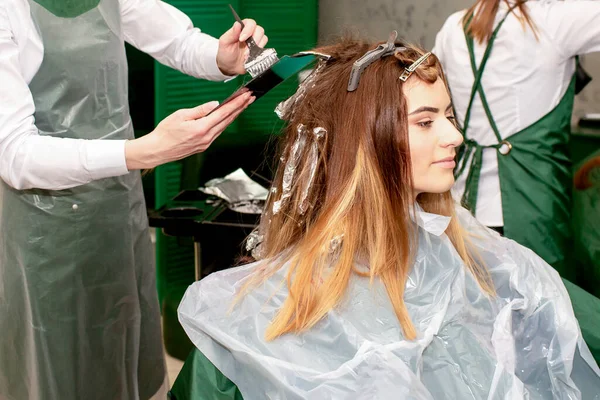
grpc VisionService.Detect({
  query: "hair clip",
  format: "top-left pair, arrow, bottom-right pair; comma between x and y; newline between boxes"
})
295,51 -> 333,62
399,52 -> 432,82
347,31 -> 406,92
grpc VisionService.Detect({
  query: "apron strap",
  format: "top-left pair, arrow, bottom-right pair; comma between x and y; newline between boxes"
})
462,5 -> 518,139
457,4 -> 519,214
457,140 -> 502,211
466,37 -> 503,143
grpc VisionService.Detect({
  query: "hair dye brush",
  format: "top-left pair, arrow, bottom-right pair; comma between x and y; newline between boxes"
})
206,52 -> 320,115
229,4 -> 279,78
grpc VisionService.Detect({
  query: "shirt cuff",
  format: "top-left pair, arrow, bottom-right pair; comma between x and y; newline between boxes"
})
84,139 -> 129,180
202,36 -> 236,82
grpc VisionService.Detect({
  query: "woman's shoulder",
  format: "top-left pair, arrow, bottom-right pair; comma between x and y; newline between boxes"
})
454,204 -> 533,257
0,0 -> 34,41
438,9 -> 467,34
453,204 -> 563,299
434,10 -> 468,57
180,258 -> 288,318
0,0 -> 27,20
190,259 -> 269,297
0,0 -> 13,28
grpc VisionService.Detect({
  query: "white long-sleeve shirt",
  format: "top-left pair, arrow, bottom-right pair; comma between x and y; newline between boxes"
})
433,0 -> 600,226
0,0 -> 230,190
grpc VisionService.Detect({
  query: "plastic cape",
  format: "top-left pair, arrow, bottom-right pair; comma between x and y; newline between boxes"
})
170,283 -> 600,400
178,206 -> 600,399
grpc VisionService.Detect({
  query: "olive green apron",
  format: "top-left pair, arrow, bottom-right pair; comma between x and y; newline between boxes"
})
456,9 -> 575,278
0,1 -> 165,398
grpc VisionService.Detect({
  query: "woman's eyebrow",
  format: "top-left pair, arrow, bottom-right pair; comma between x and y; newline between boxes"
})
408,106 -> 439,115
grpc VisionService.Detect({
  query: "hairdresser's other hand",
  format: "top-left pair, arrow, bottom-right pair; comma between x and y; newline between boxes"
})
124,92 -> 255,170
217,19 -> 268,75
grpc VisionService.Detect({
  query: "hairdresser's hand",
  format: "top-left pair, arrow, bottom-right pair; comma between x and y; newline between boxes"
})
217,19 -> 268,75
124,92 -> 255,170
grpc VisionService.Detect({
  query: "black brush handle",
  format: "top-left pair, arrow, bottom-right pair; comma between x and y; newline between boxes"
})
228,4 -> 263,58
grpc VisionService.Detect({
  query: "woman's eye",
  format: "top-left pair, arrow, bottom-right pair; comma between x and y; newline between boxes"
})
418,120 -> 433,128
447,115 -> 456,121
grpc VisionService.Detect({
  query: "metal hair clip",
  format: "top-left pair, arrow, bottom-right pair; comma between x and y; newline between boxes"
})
296,51 -> 333,62
347,31 -> 405,92
399,52 -> 432,82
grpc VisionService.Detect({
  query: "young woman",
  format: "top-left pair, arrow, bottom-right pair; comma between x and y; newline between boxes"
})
177,37 -> 600,398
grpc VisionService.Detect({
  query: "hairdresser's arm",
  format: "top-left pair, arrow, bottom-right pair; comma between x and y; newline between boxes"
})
543,1 -> 600,57
124,94 -> 254,170
0,37 -> 252,191
0,5 -> 253,190
121,0 -> 268,78
120,0 -> 230,80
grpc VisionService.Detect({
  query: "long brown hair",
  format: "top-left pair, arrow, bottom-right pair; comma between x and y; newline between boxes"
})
245,37 -> 494,341
463,0 -> 537,44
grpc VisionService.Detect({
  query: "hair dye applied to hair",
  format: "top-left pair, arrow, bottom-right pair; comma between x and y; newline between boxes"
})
245,37 -> 495,341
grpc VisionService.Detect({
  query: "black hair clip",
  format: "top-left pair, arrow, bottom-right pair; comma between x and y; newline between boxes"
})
347,31 -> 405,92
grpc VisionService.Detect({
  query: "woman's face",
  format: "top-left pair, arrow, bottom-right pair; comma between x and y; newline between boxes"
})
403,77 -> 463,198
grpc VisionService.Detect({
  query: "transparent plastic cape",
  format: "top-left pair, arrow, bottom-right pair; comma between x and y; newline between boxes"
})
179,206 -> 600,399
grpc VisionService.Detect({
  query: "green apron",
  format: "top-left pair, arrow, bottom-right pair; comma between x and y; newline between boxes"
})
168,349 -> 244,400
456,10 -> 575,279
573,150 -> 600,297
0,1 -> 165,398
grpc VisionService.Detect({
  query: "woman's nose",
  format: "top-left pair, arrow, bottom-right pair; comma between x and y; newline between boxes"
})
440,121 -> 463,148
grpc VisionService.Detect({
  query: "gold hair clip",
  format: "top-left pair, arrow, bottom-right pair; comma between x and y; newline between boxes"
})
399,52 -> 432,82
